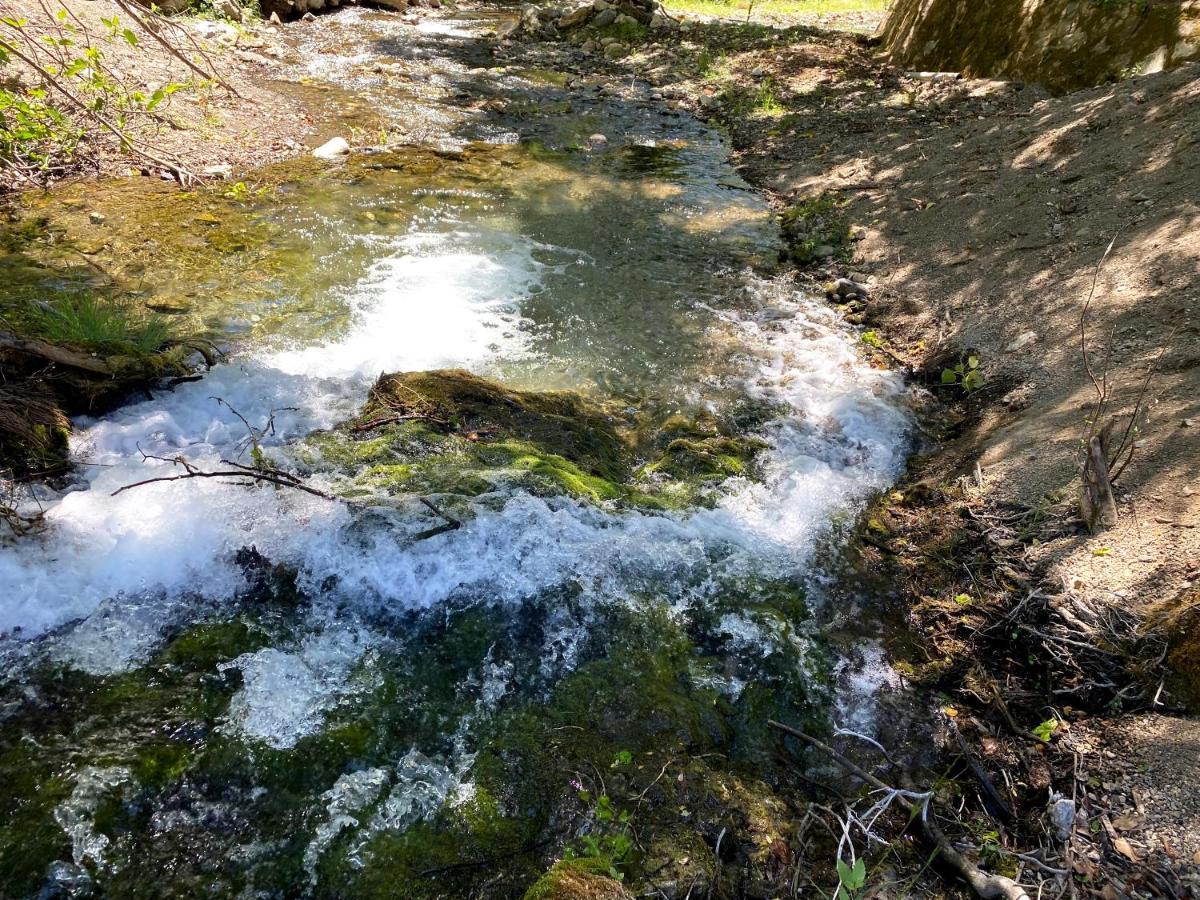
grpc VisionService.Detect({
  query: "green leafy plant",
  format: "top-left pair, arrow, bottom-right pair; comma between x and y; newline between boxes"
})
1032,718 -> 1059,742
564,777 -> 636,880
861,330 -> 883,349
940,354 -> 984,392
835,856 -> 866,898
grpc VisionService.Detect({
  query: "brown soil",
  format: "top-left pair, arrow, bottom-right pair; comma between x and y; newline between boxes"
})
3,0 -> 320,188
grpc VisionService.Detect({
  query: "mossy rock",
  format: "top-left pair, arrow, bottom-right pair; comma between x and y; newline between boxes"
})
307,370 -> 770,510
359,369 -> 632,482
524,859 -> 633,900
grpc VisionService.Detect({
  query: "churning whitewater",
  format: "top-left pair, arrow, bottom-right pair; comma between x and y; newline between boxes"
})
0,216 -> 908,672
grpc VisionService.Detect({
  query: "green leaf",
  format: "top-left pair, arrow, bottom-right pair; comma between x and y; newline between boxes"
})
122,28 -> 139,47
1033,719 -> 1059,742
847,858 -> 866,888
611,750 -> 633,768
940,368 -> 958,385
967,355 -> 980,369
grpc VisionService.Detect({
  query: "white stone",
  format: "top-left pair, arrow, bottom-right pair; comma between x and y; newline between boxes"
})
312,137 -> 351,160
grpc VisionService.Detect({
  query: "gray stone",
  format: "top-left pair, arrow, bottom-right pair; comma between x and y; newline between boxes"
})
88,211 -> 106,225
593,7 -> 618,26
603,41 -> 627,58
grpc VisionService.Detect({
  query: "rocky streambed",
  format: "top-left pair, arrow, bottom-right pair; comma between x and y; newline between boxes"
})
0,8 -> 912,898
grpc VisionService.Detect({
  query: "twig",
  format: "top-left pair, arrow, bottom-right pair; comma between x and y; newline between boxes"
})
768,720 -> 1031,900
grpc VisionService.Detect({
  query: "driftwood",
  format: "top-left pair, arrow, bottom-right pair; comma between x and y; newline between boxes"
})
0,332 -> 114,376
768,720 -> 1032,900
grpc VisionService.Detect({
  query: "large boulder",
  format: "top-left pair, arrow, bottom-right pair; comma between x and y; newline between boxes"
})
878,0 -> 1200,92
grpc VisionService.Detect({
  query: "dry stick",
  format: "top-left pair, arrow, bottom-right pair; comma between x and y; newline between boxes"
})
0,37 -> 198,184
1107,332 -> 1176,484
767,721 -> 1031,900
1080,230 -> 1123,442
112,0 -> 242,98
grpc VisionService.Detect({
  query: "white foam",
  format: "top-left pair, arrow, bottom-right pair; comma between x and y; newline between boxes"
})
221,628 -> 374,749
0,227 -> 541,643
0,228 -> 909,684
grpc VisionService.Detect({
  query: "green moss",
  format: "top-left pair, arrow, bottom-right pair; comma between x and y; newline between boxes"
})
160,619 -> 269,670
310,370 -> 770,511
640,435 -> 767,480
360,370 -> 632,482
524,858 -> 630,900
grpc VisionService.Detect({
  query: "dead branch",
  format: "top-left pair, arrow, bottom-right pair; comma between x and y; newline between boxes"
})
1079,420 -> 1118,532
0,332 -> 114,376
110,454 -> 336,499
768,720 -> 1031,900
112,0 -> 243,98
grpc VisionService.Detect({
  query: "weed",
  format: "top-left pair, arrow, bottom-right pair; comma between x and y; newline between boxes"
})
28,294 -> 173,352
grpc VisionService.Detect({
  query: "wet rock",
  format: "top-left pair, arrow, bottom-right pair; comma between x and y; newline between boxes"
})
588,133 -> 609,145
494,18 -> 520,39
312,137 -> 351,160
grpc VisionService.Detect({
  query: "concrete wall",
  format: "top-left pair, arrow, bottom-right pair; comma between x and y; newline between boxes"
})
878,0 -> 1200,92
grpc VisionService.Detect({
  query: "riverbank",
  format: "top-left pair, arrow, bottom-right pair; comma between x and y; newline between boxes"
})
2,2 -> 1198,897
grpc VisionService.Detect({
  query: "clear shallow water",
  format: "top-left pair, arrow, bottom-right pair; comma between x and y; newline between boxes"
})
0,9 -> 910,896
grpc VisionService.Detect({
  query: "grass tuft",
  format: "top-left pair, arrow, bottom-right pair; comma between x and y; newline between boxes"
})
27,295 -> 173,353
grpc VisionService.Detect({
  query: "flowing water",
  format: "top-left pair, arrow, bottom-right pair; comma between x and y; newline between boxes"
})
0,10 -> 910,897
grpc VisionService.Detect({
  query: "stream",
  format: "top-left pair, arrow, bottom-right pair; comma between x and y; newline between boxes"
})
0,8 -> 911,897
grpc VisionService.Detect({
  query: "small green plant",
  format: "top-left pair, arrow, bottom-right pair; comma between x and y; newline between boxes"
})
1032,718 -> 1059,742
953,592 -> 973,606
940,355 -> 984,392
835,856 -> 867,898
779,192 -> 852,264
861,330 -> 883,349
222,180 -> 269,202
565,772 -> 636,881
28,295 -> 173,352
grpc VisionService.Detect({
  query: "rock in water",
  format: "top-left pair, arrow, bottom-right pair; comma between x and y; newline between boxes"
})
312,137 -> 351,160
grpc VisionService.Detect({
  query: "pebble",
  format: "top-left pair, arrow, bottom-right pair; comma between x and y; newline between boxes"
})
588,133 -> 608,145
88,212 -> 106,225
